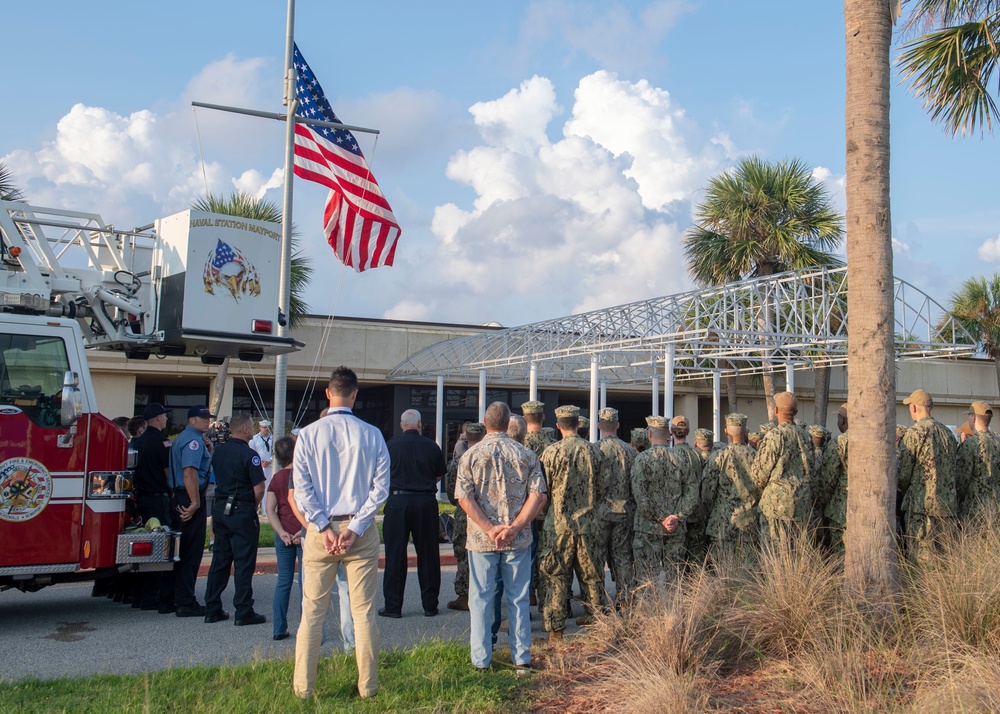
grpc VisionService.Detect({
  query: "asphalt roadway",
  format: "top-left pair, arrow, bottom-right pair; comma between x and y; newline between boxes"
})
1,548 -> 601,683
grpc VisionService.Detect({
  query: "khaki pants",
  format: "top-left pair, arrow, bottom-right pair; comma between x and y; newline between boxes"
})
294,522 -> 380,698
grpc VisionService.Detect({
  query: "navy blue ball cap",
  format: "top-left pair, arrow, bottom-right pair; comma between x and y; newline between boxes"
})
142,403 -> 172,420
187,405 -> 214,419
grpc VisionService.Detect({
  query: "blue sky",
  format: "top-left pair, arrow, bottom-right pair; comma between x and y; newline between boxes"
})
3,1 -> 998,326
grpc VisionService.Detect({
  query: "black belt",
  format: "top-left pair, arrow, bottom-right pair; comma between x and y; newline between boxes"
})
137,491 -> 169,497
171,487 -> 208,495
330,514 -> 354,522
390,489 -> 435,496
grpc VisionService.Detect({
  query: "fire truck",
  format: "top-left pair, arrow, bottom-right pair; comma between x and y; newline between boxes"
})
0,200 -> 300,592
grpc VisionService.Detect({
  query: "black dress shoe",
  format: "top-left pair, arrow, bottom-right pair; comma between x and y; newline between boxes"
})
273,632 -> 290,641
204,611 -> 230,624
176,604 -> 206,617
157,604 -> 176,615
377,608 -> 402,619
234,612 -> 267,626
424,609 -> 439,617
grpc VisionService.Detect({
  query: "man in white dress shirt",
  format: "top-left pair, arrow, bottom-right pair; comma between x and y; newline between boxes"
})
292,367 -> 390,700
249,419 -> 274,511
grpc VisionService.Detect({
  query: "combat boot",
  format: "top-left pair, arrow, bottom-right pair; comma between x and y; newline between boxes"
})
549,629 -> 563,642
446,595 -> 469,611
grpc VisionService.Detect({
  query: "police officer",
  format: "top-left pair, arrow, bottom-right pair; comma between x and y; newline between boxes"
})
204,413 -> 267,625
134,402 -> 175,612
170,404 -> 214,617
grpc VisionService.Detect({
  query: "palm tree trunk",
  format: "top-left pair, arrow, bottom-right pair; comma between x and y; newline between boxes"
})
211,357 -> 230,418
762,372 -> 777,425
726,372 -> 739,414
843,0 -> 899,598
813,363 -> 830,426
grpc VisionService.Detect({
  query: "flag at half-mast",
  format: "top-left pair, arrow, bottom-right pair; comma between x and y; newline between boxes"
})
292,44 -> 400,271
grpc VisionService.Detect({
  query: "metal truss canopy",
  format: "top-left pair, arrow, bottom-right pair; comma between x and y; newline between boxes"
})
387,267 -> 976,388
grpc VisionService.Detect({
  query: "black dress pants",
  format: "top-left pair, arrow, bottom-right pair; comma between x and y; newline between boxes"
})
204,501 -> 260,619
382,493 -> 441,613
136,493 -> 174,608
170,492 -> 206,608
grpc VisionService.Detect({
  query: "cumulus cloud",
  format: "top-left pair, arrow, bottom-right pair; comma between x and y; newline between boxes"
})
978,234 -> 1000,262
382,70 -> 728,324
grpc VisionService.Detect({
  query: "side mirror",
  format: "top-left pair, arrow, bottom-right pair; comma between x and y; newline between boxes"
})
60,371 -> 83,427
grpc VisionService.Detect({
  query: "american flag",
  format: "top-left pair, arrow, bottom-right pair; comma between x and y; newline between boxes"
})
211,239 -> 235,269
292,44 -> 401,272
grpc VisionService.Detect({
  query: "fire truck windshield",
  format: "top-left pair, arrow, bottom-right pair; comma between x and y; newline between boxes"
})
0,332 -> 70,428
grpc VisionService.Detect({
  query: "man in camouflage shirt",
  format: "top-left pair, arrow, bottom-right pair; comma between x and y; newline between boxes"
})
538,405 -> 608,638
706,414 -> 759,551
816,406 -> 849,552
669,416 -> 706,562
955,401 -> 1000,520
445,423 -> 486,611
688,427 -> 720,563
752,392 -> 815,544
631,416 -> 699,585
631,428 -> 650,453
597,407 -> 636,605
897,389 -> 958,564
521,400 -> 554,607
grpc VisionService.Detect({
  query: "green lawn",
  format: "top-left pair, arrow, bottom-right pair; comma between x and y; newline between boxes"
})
1,642 -> 529,713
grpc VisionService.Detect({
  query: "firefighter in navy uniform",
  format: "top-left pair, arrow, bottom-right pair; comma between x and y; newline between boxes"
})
133,402 -> 175,612
203,413 -> 267,625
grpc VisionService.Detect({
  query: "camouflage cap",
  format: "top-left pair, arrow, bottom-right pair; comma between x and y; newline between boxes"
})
671,415 -> 689,429
520,400 -> 545,415
902,389 -> 932,407
554,405 -> 580,419
646,415 -> 668,428
972,401 -> 993,416
758,424 -> 772,435
465,422 -> 486,436
541,426 -> 556,438
725,413 -> 748,426
837,405 -> 848,418
598,407 -> 619,421
774,391 -> 798,412
896,425 -> 908,439
694,428 -> 714,443
631,427 -> 650,444
808,424 -> 829,438
578,416 -> 590,429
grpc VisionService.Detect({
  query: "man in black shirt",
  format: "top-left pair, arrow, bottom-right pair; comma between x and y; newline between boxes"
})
380,409 -> 448,618
133,402 -> 175,612
203,413 -> 267,625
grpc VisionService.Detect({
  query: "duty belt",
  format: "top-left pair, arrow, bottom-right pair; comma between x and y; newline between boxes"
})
390,489 -> 435,496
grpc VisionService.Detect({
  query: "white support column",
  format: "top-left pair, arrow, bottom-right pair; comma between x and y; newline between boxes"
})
529,362 -> 538,401
478,369 -> 487,421
652,376 -> 660,416
664,344 -> 676,421
600,380 -> 607,409
785,362 -> 795,393
435,376 -> 444,449
713,371 -> 721,440
589,356 -> 599,442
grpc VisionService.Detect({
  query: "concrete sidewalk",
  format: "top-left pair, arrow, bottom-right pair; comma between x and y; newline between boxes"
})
199,541 -> 457,577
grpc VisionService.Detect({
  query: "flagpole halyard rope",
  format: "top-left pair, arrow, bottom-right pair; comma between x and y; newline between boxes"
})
191,107 -> 211,196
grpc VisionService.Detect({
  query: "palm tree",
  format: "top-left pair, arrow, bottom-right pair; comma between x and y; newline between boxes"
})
945,275 -> 1000,393
0,161 -> 25,201
842,0 -> 899,598
898,1 -> 1000,135
191,192 -> 313,418
683,156 -> 845,423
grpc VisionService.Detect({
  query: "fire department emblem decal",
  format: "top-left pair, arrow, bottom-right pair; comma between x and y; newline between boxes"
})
0,457 -> 52,522
203,239 -> 261,302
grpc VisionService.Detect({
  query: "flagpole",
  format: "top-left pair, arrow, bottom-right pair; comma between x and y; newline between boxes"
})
274,0 -> 296,438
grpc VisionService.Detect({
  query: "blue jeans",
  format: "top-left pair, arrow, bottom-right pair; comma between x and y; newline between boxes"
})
273,537 -> 303,637
469,547 -> 532,668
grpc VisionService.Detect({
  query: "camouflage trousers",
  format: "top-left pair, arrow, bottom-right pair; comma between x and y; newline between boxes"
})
902,512 -> 954,566
631,529 -> 687,588
603,518 -> 634,602
539,529 -> 607,632
759,514 -> 809,546
685,519 -> 709,565
452,510 -> 468,597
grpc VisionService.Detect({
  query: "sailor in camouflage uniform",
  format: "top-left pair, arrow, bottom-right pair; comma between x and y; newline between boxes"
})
897,389 -> 958,564
669,417 -> 706,562
631,416 -> 699,585
816,406 -> 849,552
521,401 -> 554,608
539,405 -> 608,637
446,423 -> 486,611
577,416 -> 590,438
688,428 -> 719,563
752,392 -> 816,544
597,407 -> 636,604
706,414 -> 759,551
955,401 -> 1000,520
631,428 -> 650,453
